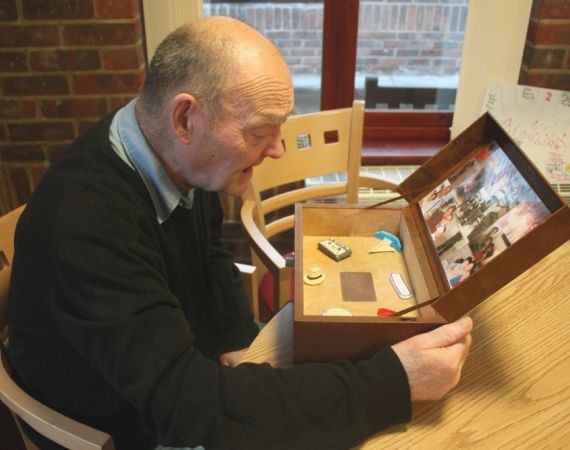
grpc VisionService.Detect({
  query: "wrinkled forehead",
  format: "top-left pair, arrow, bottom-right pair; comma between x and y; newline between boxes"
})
222,74 -> 294,126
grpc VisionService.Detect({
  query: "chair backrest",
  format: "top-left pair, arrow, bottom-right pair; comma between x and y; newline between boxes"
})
0,205 -> 115,450
0,205 -> 25,329
242,99 -> 365,239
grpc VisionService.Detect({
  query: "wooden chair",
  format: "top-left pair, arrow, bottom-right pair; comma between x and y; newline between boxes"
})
0,205 -> 115,450
240,100 -> 398,320
364,76 -> 456,110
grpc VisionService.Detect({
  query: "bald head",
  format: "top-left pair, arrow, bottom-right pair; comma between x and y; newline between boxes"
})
138,16 -> 289,124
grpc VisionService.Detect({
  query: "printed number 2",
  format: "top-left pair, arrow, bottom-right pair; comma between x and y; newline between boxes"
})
545,92 -> 552,102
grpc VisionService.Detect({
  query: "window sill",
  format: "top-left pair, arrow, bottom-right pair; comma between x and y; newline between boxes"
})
361,110 -> 452,166
361,138 -> 448,166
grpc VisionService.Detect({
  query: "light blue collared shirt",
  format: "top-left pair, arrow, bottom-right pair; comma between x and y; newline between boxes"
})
109,99 -> 194,224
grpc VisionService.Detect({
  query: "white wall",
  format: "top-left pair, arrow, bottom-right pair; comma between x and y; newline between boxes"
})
451,0 -> 533,138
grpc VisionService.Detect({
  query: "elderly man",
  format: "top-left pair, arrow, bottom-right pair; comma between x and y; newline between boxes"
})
8,17 -> 472,450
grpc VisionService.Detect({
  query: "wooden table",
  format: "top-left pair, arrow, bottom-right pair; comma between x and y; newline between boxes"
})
243,240 -> 570,449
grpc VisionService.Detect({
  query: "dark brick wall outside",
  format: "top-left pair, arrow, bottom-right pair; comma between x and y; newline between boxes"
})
520,0 -> 570,90
205,0 -> 469,77
0,0 -> 145,214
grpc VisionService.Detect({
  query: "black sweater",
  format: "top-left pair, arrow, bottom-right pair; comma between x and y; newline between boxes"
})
8,112 -> 411,450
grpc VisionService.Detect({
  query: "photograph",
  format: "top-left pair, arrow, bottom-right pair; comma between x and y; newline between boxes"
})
420,140 -> 551,287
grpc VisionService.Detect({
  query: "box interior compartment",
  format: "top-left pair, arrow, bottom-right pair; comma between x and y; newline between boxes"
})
296,205 -> 442,323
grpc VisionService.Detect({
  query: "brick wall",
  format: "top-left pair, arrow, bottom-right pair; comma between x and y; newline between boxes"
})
520,0 -> 570,90
205,0 -> 468,78
0,0 -> 145,214
357,0 -> 467,76
205,2 -> 325,75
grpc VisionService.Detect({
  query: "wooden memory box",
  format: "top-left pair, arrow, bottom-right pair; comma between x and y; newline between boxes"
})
293,112 -> 570,363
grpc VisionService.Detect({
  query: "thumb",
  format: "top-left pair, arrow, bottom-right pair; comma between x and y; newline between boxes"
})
418,316 -> 473,349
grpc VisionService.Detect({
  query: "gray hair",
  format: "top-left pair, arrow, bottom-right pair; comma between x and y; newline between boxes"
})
138,22 -> 237,124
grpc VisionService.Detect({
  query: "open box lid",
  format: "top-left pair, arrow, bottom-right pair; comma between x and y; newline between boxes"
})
388,112 -> 570,322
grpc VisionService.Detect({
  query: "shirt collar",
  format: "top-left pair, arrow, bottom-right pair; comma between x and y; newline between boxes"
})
109,99 -> 194,224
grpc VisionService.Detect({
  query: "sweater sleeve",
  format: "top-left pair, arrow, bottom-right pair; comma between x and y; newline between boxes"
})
207,193 -> 260,354
52,189 -> 411,450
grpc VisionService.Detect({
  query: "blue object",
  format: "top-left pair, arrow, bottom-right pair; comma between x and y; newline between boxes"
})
374,230 -> 402,252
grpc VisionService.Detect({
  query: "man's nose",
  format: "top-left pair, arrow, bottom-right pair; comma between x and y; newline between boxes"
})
263,129 -> 285,159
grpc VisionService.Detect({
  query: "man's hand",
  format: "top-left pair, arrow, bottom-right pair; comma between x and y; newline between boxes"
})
220,348 -> 248,367
392,316 -> 473,402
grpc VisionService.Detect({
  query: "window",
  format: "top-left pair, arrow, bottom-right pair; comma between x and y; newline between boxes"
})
203,1 -> 467,159
318,0 -> 463,164
356,0 -> 467,112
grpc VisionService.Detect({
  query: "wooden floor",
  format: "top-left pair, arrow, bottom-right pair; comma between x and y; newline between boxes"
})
0,401 -> 26,450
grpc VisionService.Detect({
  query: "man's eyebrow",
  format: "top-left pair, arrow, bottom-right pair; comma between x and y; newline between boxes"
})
257,108 -> 294,126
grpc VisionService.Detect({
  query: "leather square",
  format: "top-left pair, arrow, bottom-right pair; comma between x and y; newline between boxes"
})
340,272 -> 377,302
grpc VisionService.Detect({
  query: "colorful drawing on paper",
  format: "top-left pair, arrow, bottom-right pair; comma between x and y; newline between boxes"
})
482,84 -> 570,183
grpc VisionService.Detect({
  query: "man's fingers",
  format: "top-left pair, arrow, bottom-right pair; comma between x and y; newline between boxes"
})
418,316 -> 473,349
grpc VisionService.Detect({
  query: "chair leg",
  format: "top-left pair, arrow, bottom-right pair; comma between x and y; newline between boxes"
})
252,251 -> 269,321
250,270 -> 260,322
276,268 -> 292,312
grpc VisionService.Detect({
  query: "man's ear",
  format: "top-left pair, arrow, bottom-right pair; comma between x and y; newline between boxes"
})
170,93 -> 199,145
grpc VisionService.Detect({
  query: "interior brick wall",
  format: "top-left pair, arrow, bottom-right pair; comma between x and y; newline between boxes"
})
0,0 -> 145,215
519,0 -> 570,90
